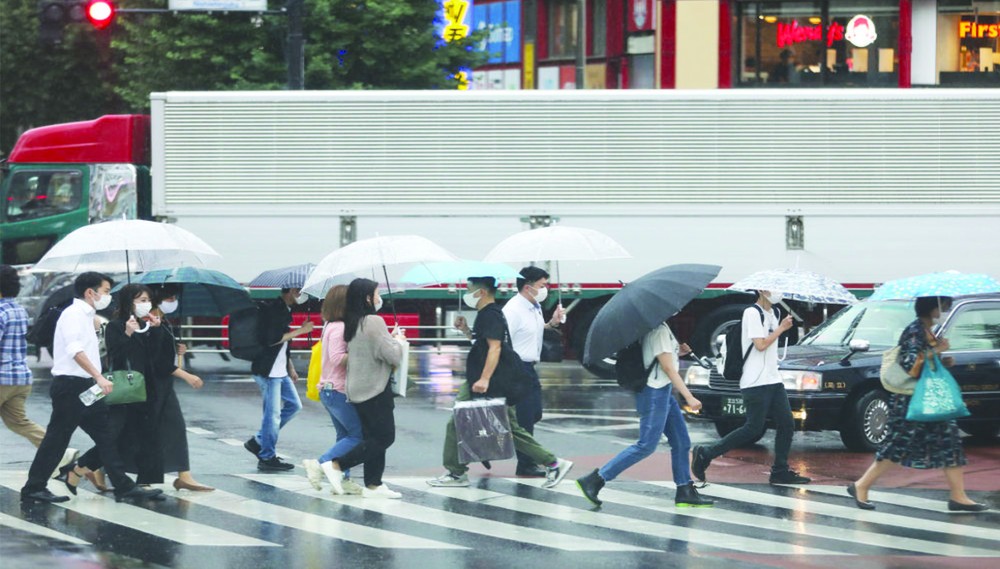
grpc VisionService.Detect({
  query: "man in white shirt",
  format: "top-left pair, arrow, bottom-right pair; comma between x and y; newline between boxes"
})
501,266 -> 564,476
691,290 -> 811,485
21,272 -> 161,503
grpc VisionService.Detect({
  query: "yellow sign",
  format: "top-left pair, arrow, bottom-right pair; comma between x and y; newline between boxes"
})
442,0 -> 470,42
523,42 -> 535,89
960,21 -> 1000,38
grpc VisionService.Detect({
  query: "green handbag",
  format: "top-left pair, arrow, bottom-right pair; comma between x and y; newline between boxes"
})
103,358 -> 147,405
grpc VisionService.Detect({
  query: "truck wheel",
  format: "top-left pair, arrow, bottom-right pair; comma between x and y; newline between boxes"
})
839,389 -> 891,452
714,420 -> 766,446
690,304 -> 747,358
572,304 -> 616,380
957,421 -> 1000,440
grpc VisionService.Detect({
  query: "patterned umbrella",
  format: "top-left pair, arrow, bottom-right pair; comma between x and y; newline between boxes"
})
729,268 -> 857,305
121,267 -> 253,317
868,272 -> 1000,301
248,264 -> 316,289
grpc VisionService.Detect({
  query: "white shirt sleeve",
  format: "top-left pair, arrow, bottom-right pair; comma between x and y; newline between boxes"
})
744,307 -> 767,340
501,302 -> 520,340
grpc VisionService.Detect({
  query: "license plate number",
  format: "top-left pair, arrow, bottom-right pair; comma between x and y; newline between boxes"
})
722,397 -> 746,416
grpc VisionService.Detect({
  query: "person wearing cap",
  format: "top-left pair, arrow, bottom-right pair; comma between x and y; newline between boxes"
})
500,266 -> 564,477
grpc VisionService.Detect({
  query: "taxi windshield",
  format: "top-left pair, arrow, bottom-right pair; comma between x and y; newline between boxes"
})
801,301 -> 915,348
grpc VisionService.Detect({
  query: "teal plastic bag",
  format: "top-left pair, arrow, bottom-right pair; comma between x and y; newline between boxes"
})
905,352 -> 970,422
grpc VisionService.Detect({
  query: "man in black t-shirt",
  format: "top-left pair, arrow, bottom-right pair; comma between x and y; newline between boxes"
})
427,277 -> 573,488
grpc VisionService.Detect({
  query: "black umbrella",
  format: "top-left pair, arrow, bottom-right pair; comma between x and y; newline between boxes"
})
583,264 -> 722,365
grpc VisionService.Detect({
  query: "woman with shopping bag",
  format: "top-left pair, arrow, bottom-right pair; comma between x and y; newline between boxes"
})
848,296 -> 987,512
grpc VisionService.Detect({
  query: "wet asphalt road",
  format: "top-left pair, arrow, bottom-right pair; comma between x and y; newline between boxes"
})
1,350 -> 998,569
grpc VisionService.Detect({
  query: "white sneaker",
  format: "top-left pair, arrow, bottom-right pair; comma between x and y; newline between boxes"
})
341,478 -> 364,495
302,459 -> 323,491
362,484 -> 402,499
426,472 -> 470,487
52,448 -> 79,479
320,461 -> 344,495
542,458 -> 574,489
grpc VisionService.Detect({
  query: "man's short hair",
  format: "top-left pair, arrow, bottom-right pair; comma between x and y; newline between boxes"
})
0,265 -> 21,298
468,276 -> 497,295
74,272 -> 112,299
516,266 -> 550,292
915,296 -> 952,318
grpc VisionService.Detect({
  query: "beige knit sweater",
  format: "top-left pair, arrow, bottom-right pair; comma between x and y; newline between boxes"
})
345,315 -> 404,403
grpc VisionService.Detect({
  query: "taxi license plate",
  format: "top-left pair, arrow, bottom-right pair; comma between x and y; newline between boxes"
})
722,397 -> 746,416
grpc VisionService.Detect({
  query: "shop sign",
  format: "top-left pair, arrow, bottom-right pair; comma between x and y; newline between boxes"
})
441,0 -> 472,43
845,15 -> 877,48
472,1 -> 521,64
959,21 -> 1000,38
777,20 -> 845,48
628,0 -> 654,32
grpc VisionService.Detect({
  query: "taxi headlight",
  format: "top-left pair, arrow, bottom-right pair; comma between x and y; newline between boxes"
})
780,370 -> 822,391
685,365 -> 711,386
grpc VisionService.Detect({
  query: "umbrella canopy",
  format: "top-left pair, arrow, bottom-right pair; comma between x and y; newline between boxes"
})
120,267 -> 253,317
583,264 -> 721,365
302,235 -> 458,298
30,220 -> 221,275
483,226 -> 630,263
248,263 -> 316,289
868,271 -> 1000,301
729,268 -> 857,305
400,260 -> 520,286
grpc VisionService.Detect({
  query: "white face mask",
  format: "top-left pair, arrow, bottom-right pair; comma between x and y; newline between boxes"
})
765,292 -> 784,304
463,291 -> 480,310
93,292 -> 112,311
134,302 -> 152,318
160,299 -> 179,314
373,297 -> 384,311
532,285 -> 548,304
295,294 -> 309,305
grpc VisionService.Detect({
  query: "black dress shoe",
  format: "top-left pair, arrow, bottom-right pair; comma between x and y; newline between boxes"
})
115,486 -> 164,502
244,437 -> 261,458
691,446 -> 712,483
847,483 -> 875,510
576,469 -> 605,507
948,500 -> 989,512
21,489 -> 70,503
675,482 -> 714,507
481,461 -> 492,470
257,457 -> 295,472
515,465 -> 547,478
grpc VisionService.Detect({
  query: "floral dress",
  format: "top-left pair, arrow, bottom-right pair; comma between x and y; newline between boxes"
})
875,320 -> 966,469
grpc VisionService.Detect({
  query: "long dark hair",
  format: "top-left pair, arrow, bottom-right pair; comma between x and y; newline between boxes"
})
114,284 -> 152,320
343,278 -> 379,342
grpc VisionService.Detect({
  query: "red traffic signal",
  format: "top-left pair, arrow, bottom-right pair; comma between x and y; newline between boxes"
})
85,0 -> 115,29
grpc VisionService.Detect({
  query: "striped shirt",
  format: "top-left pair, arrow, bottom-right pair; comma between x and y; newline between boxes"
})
0,298 -> 32,385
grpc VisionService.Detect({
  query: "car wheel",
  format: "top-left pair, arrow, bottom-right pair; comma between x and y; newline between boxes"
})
714,420 -> 765,446
690,304 -> 748,358
571,304 -> 616,380
840,389 -> 891,452
957,421 -> 1000,440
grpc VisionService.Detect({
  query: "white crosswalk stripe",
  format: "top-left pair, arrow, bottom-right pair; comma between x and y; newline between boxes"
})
796,484 -> 987,515
0,512 -> 90,545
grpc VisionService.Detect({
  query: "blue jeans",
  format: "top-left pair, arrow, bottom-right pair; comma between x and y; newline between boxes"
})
515,361 -> 543,469
599,385 -> 692,485
318,388 -> 363,477
252,375 -> 302,460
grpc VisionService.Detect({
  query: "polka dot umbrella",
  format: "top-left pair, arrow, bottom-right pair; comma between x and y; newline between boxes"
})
868,272 -> 1000,301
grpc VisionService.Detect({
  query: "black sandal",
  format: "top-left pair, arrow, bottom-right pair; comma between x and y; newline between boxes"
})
57,464 -> 84,496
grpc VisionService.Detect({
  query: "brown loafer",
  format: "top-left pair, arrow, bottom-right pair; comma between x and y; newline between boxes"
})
173,478 -> 215,492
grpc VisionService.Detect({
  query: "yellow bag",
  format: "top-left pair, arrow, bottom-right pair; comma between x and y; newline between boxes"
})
306,339 -> 323,402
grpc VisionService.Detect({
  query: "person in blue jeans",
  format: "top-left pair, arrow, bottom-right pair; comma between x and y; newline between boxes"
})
302,285 -> 364,494
576,321 -> 713,507
244,288 -> 312,472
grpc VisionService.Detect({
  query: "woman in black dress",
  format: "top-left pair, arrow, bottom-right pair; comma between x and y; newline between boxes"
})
848,296 -> 987,512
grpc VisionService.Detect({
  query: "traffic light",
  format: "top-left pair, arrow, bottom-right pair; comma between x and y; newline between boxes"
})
38,0 -> 116,43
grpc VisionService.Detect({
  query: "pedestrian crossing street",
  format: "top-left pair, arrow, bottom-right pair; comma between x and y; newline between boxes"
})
1,469 -> 998,560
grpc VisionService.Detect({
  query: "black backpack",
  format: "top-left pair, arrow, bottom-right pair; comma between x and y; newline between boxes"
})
228,303 -> 265,361
722,304 -> 773,382
614,340 -> 657,393
26,299 -> 73,353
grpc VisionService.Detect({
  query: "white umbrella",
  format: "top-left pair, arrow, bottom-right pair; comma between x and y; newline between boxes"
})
302,235 -> 458,318
30,220 -> 221,276
729,268 -> 857,305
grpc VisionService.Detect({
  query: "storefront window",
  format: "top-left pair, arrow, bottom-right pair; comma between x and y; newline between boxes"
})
737,0 -> 900,87
592,0 -> 607,56
938,0 -> 1000,85
550,0 -> 580,59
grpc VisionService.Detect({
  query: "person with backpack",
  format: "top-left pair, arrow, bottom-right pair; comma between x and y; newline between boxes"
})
501,266 -> 565,477
21,272 -> 160,503
427,276 -> 573,489
244,287 -> 313,472
576,320 -> 714,507
691,290 -> 811,485
301,285 -> 365,495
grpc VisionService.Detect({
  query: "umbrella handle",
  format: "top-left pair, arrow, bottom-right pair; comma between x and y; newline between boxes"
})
777,338 -> 789,362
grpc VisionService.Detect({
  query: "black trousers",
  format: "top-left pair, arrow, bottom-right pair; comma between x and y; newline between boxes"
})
704,382 -> 795,473
335,386 -> 395,487
22,376 -> 136,496
78,400 -> 162,485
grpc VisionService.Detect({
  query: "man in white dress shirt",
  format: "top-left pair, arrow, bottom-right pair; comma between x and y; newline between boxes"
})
21,272 -> 160,503
502,266 -> 565,477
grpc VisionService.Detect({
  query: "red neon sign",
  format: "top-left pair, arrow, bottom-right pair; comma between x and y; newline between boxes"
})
777,20 -> 845,48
